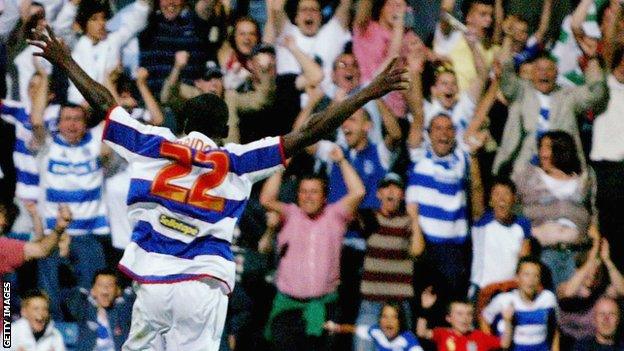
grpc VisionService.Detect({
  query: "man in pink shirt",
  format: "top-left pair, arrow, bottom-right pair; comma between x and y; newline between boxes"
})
259,146 -> 365,351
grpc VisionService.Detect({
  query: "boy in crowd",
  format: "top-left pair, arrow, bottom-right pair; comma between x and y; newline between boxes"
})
417,286 -> 513,350
10,289 -> 66,351
482,257 -> 558,351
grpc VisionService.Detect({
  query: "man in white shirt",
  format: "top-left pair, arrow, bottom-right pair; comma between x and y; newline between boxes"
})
268,0 -> 351,89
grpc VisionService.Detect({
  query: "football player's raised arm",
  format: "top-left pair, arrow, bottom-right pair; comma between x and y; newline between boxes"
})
28,26 -> 116,120
281,58 -> 409,158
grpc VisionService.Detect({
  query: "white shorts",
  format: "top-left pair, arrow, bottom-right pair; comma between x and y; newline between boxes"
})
122,279 -> 229,351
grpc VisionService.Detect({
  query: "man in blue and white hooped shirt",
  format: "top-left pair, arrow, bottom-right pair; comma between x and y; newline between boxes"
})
30,102 -> 110,321
406,111 -> 480,300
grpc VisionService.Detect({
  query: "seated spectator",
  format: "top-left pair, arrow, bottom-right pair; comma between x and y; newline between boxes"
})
68,0 -> 151,104
217,17 -> 260,90
353,173 -> 423,351
259,146 -> 365,351
492,46 -> 608,178
417,287 -> 513,351
512,131 -> 598,288
573,296 -> 624,351
325,302 -> 424,351
557,239 -> 624,349
470,177 -> 531,297
160,52 -> 225,108
482,256 -> 558,351
405,112 -> 484,299
10,289 -> 66,351
138,0 -> 227,95
434,0 -> 498,93
68,269 -> 135,351
267,0 -> 351,88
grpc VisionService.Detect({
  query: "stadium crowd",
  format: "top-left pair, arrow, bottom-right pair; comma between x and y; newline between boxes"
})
1,0 -> 624,349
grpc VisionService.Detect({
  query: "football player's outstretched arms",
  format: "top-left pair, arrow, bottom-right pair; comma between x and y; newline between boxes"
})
281,57 -> 410,158
28,26 -> 116,119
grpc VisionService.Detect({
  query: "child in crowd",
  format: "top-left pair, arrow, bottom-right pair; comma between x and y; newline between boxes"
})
482,257 -> 558,351
325,302 -> 423,351
418,287 -> 513,351
11,289 -> 66,351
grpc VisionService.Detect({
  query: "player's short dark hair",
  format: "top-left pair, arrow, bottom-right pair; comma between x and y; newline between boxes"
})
297,174 -> 329,197
21,289 -> 50,306
181,93 -> 229,139
76,0 -> 111,32
531,51 -> 557,64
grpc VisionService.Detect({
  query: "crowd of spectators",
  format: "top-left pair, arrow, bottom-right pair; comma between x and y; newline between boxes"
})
1,0 -> 624,350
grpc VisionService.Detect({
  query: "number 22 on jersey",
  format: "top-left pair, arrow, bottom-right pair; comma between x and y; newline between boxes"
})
150,142 -> 229,212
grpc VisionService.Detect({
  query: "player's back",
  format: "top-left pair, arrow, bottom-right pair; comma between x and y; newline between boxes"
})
102,106 -> 285,291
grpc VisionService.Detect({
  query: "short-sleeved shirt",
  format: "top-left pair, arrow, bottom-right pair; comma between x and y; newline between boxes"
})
0,236 -> 25,275
470,212 -> 531,288
275,203 -> 352,299
431,327 -> 501,351
103,106 -> 285,292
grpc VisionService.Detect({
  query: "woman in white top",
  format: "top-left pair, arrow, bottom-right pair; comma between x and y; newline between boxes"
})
512,130 -> 598,289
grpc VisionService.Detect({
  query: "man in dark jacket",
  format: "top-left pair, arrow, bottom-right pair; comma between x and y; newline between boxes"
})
69,269 -> 135,351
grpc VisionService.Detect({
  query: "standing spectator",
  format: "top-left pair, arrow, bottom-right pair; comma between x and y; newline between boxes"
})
470,178 -> 531,297
30,101 -> 111,319
557,239 -> 624,349
259,145 -> 365,351
217,17 -> 260,90
160,51 -> 225,109
138,0 -> 227,95
573,297 -> 624,351
417,287 -> 513,351
68,269 -> 135,351
590,46 -> 624,271
512,131 -> 598,288
482,257 -> 558,351
10,289 -> 66,351
353,173 -> 424,351
434,0 -> 499,93
226,42 -> 322,144
492,44 -> 608,178
352,0 -> 421,116
405,111 -> 484,299
67,0 -> 151,104
267,0 -> 351,88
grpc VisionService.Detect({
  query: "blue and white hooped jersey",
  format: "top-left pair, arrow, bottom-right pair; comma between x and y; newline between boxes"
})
39,123 -> 109,236
483,289 -> 557,351
356,325 -> 423,351
405,144 -> 470,244
103,106 -> 285,292
0,100 -> 59,201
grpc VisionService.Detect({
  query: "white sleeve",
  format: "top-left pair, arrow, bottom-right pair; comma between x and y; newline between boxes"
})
107,0 -> 151,48
482,293 -> 504,324
0,0 -> 19,40
314,140 -> 336,163
376,142 -> 392,171
355,325 -> 371,340
51,1 -> 78,47
433,24 -> 461,56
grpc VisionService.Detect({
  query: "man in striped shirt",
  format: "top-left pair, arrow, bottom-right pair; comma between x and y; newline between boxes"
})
29,26 -> 409,351
406,112 -> 483,300
354,172 -> 424,351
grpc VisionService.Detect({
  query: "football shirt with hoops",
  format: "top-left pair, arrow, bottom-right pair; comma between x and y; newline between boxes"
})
102,106 -> 285,292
